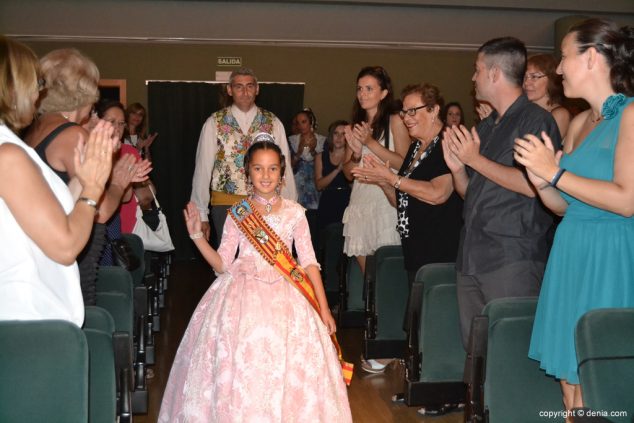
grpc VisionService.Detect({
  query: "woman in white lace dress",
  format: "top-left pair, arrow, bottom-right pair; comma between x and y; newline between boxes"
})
341,66 -> 410,275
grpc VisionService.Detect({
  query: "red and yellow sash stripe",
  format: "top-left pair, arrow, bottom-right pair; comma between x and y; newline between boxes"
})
229,199 -> 353,385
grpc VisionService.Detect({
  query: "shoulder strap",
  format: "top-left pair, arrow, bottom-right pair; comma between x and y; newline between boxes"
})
34,122 -> 79,160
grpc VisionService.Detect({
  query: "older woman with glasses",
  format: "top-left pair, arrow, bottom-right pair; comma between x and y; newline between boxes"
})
351,84 -> 462,378
523,54 -> 572,138
353,83 -> 462,287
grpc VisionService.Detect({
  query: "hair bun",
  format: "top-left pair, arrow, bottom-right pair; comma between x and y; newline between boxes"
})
614,25 -> 634,65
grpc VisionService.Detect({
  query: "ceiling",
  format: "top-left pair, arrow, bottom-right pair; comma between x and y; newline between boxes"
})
2,0 -> 633,51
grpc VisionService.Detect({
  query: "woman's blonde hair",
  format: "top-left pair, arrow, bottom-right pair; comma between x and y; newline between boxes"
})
38,48 -> 99,113
0,36 -> 40,132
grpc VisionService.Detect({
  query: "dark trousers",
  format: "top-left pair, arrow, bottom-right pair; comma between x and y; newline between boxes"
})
456,260 -> 545,350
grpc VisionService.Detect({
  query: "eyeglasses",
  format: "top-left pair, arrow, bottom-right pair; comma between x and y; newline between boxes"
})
105,119 -> 127,128
399,104 -> 427,119
524,73 -> 547,82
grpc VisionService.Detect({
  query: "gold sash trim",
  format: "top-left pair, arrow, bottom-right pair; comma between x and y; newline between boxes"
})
229,199 -> 353,385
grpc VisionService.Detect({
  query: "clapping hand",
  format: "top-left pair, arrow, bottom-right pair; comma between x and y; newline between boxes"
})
74,120 -> 114,196
111,154 -> 152,190
351,155 -> 392,186
441,132 -> 464,174
138,132 -> 158,150
514,131 -> 560,184
443,125 -> 481,167
352,122 -> 373,145
476,102 -> 493,121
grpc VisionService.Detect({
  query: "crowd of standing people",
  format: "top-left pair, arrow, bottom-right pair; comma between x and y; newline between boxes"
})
1,15 -> 633,423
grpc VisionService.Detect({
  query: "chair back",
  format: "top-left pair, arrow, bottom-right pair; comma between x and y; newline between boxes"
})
483,298 -> 561,423
0,320 -> 89,423
576,308 -> 634,422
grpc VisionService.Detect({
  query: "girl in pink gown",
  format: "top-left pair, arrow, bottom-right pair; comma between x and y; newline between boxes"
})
158,141 -> 352,423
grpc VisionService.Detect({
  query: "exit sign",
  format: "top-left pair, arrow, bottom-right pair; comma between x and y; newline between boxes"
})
217,57 -> 242,67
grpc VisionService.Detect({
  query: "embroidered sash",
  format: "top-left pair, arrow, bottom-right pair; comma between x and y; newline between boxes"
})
229,199 -> 354,385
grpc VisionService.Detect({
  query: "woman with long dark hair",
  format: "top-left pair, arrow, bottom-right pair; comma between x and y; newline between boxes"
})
341,66 -> 409,275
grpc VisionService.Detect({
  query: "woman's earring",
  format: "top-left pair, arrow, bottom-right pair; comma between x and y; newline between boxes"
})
247,181 -> 254,197
275,179 -> 282,196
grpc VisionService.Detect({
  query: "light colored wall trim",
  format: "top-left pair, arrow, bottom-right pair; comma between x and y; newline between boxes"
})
3,1 -> 632,52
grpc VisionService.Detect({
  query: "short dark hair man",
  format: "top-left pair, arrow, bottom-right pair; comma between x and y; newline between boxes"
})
442,37 -> 561,348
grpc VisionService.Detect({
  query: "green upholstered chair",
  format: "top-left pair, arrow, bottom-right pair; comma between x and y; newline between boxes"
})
484,314 -> 561,422
338,257 -> 365,327
464,297 -> 560,423
96,266 -> 145,415
83,306 -> 118,423
403,263 -> 465,407
575,308 -> 634,423
464,297 -> 542,420
96,266 -> 134,335
84,305 -> 115,334
364,245 -> 408,359
0,320 -> 89,423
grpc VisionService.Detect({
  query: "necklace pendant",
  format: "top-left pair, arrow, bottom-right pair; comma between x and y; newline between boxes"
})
265,203 -> 272,213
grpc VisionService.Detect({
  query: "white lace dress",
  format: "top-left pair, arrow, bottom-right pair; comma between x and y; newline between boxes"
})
342,132 -> 401,256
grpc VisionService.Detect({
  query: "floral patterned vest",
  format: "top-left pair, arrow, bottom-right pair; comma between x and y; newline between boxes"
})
211,107 -> 275,195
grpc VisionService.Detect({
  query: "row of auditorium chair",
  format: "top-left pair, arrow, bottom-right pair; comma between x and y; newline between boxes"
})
0,233 -> 172,423
318,222 -> 634,423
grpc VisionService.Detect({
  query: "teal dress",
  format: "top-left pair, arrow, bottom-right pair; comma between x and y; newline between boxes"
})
529,94 -> 634,384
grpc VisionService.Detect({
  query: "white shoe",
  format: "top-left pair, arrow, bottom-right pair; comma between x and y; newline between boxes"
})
360,357 -> 392,373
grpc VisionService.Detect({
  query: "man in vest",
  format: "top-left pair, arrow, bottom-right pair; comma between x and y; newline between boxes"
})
191,67 -> 297,243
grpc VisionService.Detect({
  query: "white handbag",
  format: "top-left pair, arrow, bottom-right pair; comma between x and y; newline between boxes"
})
132,185 -> 174,252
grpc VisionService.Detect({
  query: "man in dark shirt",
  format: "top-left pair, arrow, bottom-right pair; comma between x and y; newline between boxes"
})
442,37 -> 561,348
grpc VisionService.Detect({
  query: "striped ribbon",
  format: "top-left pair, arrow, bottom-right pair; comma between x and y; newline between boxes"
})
229,199 -> 353,385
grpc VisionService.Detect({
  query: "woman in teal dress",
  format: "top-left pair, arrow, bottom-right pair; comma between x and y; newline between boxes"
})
514,19 -> 634,415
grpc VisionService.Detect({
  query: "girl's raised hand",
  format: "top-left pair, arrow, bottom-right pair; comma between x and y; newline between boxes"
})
183,201 -> 202,236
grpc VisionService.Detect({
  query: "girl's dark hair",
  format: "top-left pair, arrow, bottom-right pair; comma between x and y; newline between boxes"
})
95,99 -> 124,118
244,140 -> 286,179
326,119 -> 349,152
569,18 -> 634,96
527,54 -> 565,106
440,102 -> 465,126
352,66 -> 395,147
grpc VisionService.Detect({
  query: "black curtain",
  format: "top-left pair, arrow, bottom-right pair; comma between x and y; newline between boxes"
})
147,81 -> 304,259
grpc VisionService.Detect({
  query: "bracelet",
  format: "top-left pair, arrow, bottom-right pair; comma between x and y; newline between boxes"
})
189,232 -> 204,240
550,168 -> 567,187
393,176 -> 403,190
77,197 -> 97,209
